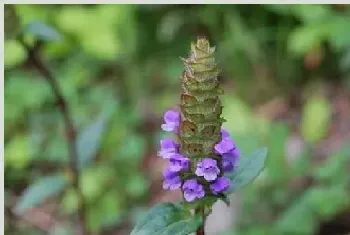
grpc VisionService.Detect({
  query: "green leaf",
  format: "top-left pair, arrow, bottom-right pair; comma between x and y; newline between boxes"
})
288,24 -> 326,56
301,94 -> 331,144
24,22 -> 63,41
15,173 -> 69,213
76,111 -> 112,170
4,40 -> 27,69
307,185 -> 350,218
226,147 -> 268,193
155,217 -> 202,235
276,193 -> 316,235
130,203 -> 199,235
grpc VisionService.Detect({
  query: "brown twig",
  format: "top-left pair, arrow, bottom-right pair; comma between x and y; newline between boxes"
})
19,38 -> 90,235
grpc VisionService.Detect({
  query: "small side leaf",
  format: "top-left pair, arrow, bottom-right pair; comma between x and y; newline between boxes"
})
24,22 -> 63,41
131,203 -> 198,235
76,111 -> 112,170
226,147 -> 268,193
15,173 -> 69,213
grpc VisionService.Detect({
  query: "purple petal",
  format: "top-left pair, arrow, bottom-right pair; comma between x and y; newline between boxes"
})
221,129 -> 231,140
203,171 -> 219,181
223,148 -> 240,159
164,110 -> 180,123
182,179 -> 198,190
161,123 -> 177,132
222,148 -> 240,172
201,158 -> 217,168
169,154 -> 189,172
195,167 -> 205,177
159,138 -> 179,158
161,138 -> 178,150
196,189 -> 205,198
163,175 -> 181,190
184,191 -> 197,202
163,169 -> 178,179
182,179 -> 205,202
214,139 -> 235,154
210,177 -> 231,194
195,158 -> 220,181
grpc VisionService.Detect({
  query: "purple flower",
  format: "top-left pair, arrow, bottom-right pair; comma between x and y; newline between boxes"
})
182,179 -> 205,202
169,154 -> 190,172
163,169 -> 182,190
221,129 -> 231,140
158,138 -> 179,159
214,139 -> 235,154
222,148 -> 240,172
210,177 -> 231,194
161,110 -> 180,132
195,158 -> 220,181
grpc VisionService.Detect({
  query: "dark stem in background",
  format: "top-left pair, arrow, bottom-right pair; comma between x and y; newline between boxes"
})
195,207 -> 205,235
19,38 -> 90,235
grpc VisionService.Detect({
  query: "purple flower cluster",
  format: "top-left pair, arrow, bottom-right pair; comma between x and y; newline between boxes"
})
159,110 -> 240,202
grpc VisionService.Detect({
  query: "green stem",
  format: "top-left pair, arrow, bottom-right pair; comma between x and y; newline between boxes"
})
195,206 -> 205,235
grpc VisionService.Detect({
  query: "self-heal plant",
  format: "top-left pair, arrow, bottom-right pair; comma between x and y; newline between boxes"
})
131,37 -> 268,235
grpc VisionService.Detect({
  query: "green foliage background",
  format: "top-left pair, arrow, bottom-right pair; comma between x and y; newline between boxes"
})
4,4 -> 350,235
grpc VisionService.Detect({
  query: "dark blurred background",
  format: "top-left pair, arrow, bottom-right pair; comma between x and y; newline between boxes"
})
4,4 -> 350,235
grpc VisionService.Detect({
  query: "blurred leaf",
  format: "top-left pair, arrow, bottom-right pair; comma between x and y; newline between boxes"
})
77,111 -> 112,170
221,96 -> 253,136
80,30 -> 120,60
301,94 -> 331,143
226,147 -> 268,193
276,193 -> 316,235
5,5 -> 21,39
24,22 -> 63,41
263,5 -> 294,16
313,147 -> 350,183
291,150 -> 313,177
61,188 -> 79,213
126,173 -> 149,198
306,185 -> 350,218
292,5 -> 332,23
266,123 -> 290,181
15,173 -> 69,213
87,189 -> 122,232
5,135 -> 30,169
81,166 -> 114,202
4,40 -> 27,69
118,134 -> 146,162
288,24 -> 326,56
131,203 -> 199,235
328,16 -> 350,51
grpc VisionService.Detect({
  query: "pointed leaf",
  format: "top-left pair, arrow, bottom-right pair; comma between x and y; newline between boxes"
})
226,147 -> 268,193
76,111 -> 111,170
24,22 -> 63,41
15,173 -> 69,213
131,203 -> 199,235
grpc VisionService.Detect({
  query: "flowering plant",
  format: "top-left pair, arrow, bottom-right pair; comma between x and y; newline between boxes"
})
131,37 -> 268,235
